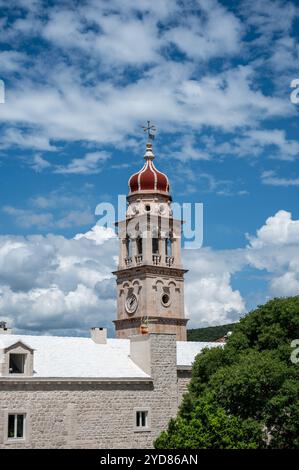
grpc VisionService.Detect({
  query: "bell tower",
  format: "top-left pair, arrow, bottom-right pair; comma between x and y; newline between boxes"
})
113,130 -> 188,340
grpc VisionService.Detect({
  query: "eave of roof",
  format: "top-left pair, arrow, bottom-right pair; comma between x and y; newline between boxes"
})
0,376 -> 153,384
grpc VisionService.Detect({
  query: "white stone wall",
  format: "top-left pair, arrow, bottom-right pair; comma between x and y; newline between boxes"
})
0,334 -> 183,449
177,370 -> 192,405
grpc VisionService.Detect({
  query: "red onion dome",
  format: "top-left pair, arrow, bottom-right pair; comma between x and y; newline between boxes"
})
128,143 -> 170,194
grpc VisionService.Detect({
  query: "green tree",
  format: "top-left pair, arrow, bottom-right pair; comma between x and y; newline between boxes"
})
155,296 -> 299,449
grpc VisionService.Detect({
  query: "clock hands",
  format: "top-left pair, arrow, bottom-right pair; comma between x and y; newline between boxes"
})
126,294 -> 138,314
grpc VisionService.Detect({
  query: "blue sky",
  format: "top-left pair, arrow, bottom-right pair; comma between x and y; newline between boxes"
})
0,0 -> 299,336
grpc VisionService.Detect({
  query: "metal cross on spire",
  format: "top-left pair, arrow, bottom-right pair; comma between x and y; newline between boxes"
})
141,120 -> 156,141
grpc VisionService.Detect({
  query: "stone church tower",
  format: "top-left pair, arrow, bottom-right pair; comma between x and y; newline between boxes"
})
113,138 -> 188,340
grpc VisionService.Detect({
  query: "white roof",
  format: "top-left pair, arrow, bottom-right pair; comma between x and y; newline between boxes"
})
0,334 -> 148,379
176,341 -> 221,367
0,334 -> 220,378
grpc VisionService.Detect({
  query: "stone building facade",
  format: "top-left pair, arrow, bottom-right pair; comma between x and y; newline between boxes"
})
0,334 -> 181,448
0,329 -> 219,449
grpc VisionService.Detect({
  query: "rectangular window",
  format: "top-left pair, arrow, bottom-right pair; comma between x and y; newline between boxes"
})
7,414 -> 25,439
9,353 -> 26,374
136,410 -> 148,428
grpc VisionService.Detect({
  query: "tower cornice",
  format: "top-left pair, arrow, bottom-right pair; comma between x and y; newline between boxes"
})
113,317 -> 189,327
112,265 -> 188,278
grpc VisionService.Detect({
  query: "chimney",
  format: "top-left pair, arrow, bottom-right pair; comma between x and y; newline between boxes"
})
129,333 -> 177,378
0,321 -> 12,334
90,327 -> 107,344
130,334 -> 151,375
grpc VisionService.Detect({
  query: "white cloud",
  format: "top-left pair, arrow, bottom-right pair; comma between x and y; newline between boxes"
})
244,129 -> 299,161
183,210 -> 299,327
241,0 -> 298,38
3,62 -> 286,147
166,0 -> 243,61
31,190 -> 88,210
0,128 -> 56,152
93,15 -> 161,66
56,210 -> 95,229
0,51 -> 28,72
30,154 -> 52,172
270,272 -> 299,297
261,170 -> 299,186
164,134 -> 211,161
0,210 -> 299,334
247,210 -> 299,248
0,0 -> 293,157
268,34 -> 299,73
3,206 -> 54,230
240,0 -> 299,89
42,9 -> 92,51
42,4 -> 165,67
55,152 -> 110,175
185,271 -> 246,327
75,224 -> 117,245
2,187 -> 100,232
170,160 -> 248,197
185,128 -> 299,163
172,65 -> 289,130
3,205 -> 95,231
183,246 -> 246,327
0,283 -> 114,333
245,210 -> 299,296
0,227 -> 118,334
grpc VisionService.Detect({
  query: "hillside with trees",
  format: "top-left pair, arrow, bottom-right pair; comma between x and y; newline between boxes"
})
155,296 -> 299,449
187,323 -> 237,341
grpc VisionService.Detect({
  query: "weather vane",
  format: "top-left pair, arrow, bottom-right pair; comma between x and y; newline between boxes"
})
141,120 -> 156,141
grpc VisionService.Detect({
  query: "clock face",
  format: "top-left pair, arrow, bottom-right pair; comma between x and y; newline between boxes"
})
125,293 -> 138,314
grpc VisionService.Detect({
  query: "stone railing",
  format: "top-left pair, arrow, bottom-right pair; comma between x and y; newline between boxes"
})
135,255 -> 143,266
165,256 -> 174,266
152,254 -> 161,265
125,257 -> 133,267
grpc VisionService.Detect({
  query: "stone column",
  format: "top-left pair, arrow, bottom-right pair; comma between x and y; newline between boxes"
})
143,229 -> 152,265
172,220 -> 182,268
118,221 -> 127,269
132,238 -> 137,266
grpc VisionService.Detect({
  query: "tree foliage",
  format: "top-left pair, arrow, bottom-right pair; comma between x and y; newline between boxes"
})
187,323 -> 237,341
155,296 -> 299,449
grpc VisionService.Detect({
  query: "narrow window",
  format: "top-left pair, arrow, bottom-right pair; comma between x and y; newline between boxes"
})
136,410 -> 148,428
7,414 -> 25,439
136,236 -> 143,255
126,237 -> 132,258
152,238 -> 159,254
165,238 -> 172,256
9,354 -> 26,374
